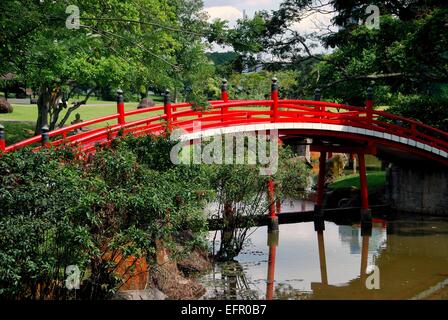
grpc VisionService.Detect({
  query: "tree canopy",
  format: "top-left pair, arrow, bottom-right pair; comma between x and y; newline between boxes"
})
0,0 -> 219,132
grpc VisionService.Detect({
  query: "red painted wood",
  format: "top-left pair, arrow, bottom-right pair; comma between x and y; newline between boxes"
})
317,152 -> 327,206
358,153 -> 369,210
3,97 -> 448,169
117,101 -> 125,125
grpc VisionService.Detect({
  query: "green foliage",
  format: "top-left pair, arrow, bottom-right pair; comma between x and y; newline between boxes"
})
229,70 -> 297,100
204,141 -> 311,260
0,0 -> 219,130
0,134 -> 211,299
220,1 -> 448,127
388,94 -> 448,131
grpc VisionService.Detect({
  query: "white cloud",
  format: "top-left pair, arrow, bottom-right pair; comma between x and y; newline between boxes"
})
206,6 -> 243,26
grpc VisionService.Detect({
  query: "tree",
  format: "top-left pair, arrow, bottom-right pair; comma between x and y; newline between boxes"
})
0,0 -> 203,133
221,0 -> 448,125
206,144 -> 310,261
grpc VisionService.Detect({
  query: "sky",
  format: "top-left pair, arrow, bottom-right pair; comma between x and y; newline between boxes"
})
203,0 -> 336,53
203,0 -> 281,25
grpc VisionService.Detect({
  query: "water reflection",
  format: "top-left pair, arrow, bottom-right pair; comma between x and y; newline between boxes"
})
200,215 -> 448,300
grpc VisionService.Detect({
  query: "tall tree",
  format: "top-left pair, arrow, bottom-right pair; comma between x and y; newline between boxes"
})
0,0 -> 204,133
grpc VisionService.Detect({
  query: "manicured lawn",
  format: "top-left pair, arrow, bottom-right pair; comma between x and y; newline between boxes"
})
0,99 -> 166,127
1,122 -> 36,145
329,171 -> 386,191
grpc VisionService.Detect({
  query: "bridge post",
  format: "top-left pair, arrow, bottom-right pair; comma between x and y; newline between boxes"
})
0,124 -> 5,152
271,77 -> 279,120
268,179 -> 279,232
360,223 -> 372,284
117,89 -> 125,125
366,87 -> 374,124
358,153 -> 372,222
314,152 -> 327,219
41,126 -> 50,147
266,230 -> 279,300
164,89 -> 172,130
314,88 -> 321,101
221,79 -> 229,122
314,88 -> 322,120
316,229 -> 328,285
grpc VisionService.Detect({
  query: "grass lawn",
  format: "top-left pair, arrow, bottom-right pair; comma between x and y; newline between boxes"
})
329,171 -> 386,192
0,97 -> 168,135
2,122 -> 36,145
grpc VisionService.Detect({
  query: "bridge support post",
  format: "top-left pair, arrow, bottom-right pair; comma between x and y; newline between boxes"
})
314,151 -> 327,219
360,223 -> 372,285
266,230 -> 279,300
316,229 -> 328,285
0,124 -> 5,152
314,88 -> 321,119
271,78 -> 279,120
117,89 -> 125,126
164,89 -> 172,131
268,179 -> 279,232
358,153 -> 372,222
41,126 -> 50,147
221,79 -> 229,122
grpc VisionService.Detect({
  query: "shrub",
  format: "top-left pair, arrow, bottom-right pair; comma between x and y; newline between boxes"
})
388,95 -> 448,132
0,134 -> 212,299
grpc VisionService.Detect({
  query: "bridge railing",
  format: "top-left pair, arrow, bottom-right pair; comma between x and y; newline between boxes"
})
1,79 -> 447,161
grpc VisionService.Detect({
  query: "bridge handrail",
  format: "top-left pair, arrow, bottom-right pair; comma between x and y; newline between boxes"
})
2,98 -> 448,157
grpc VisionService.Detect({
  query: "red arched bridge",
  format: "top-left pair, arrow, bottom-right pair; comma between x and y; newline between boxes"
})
1,78 -> 447,224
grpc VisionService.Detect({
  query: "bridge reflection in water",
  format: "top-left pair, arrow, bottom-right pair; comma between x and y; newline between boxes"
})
200,211 -> 448,300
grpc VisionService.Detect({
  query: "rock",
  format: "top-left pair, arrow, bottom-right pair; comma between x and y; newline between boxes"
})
325,154 -> 349,183
113,287 -> 167,300
178,248 -> 212,274
151,240 -> 207,299
138,98 -> 155,109
0,98 -> 13,113
151,262 -> 206,300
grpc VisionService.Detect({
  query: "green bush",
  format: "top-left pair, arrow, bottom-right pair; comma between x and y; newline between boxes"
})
0,135 -> 211,299
388,95 -> 448,131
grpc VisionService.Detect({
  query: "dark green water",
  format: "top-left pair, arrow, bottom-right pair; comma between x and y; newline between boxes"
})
199,213 -> 448,300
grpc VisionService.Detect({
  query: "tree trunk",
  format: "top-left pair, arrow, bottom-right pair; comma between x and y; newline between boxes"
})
35,86 -> 51,135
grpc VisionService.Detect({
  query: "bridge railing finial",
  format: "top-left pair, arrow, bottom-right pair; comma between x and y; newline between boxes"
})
41,125 -> 50,147
164,89 -> 172,129
0,124 -> 5,152
366,87 -> 374,123
314,88 -> 321,101
271,77 -> 279,120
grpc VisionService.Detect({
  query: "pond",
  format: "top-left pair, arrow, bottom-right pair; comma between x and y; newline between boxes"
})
198,206 -> 448,300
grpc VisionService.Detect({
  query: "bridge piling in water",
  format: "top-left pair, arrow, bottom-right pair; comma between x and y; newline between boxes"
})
266,230 -> 279,300
268,179 -> 279,232
358,153 -> 372,222
314,151 -> 327,219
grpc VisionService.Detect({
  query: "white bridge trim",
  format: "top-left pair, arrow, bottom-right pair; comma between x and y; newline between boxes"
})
178,122 -> 448,159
